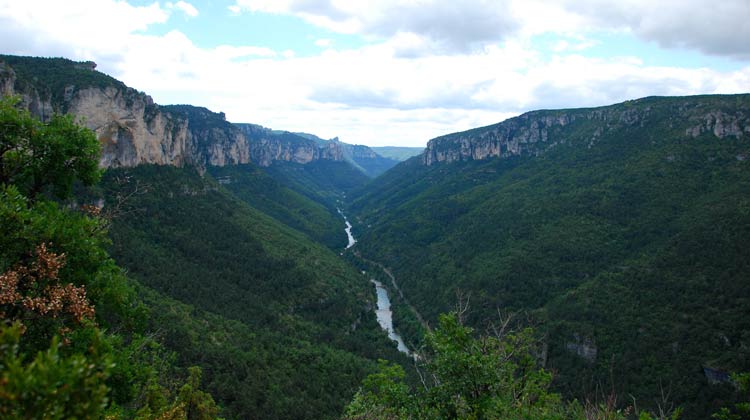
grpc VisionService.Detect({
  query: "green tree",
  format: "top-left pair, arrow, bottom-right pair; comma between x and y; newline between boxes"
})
0,95 -> 221,418
345,312 -> 571,419
713,373 -> 750,420
344,312 -> 676,420
0,96 -> 100,200
0,322 -> 112,420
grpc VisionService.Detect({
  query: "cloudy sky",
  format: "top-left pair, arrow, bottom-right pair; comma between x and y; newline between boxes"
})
1,0 -> 749,146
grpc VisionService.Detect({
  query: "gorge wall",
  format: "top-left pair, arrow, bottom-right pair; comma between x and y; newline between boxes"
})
0,56 -> 355,171
423,96 -> 750,165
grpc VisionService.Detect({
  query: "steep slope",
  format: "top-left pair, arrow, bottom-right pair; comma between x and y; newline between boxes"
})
234,123 -> 345,166
0,55 -> 412,418
207,163 -> 348,249
94,165 -> 406,419
264,160 -> 371,208
349,94 -> 750,417
0,55 -> 252,169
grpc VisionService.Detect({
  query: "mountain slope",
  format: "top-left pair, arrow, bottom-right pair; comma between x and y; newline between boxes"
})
264,160 -> 371,207
207,163 -> 348,248
349,94 -> 750,417
95,165 -> 406,419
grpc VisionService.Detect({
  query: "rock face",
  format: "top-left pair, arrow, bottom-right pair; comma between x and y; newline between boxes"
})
565,334 -> 597,364
68,88 -> 252,169
238,127 -> 396,177
0,59 -> 251,170
0,55 -> 348,171
235,123 -> 345,166
423,95 -> 750,165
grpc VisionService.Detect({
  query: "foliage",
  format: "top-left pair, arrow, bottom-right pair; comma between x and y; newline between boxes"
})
713,373 -> 750,420
0,96 -> 101,199
344,312 -> 685,420
0,97 -> 219,419
208,163 -> 347,249
264,160 -> 370,207
349,95 -> 750,418
94,164 -> 407,419
0,55 -> 129,108
0,242 -> 95,336
0,322 -> 113,420
345,313 -> 577,419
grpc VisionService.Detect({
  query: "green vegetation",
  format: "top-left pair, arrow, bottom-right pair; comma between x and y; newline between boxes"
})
349,95 -> 750,418
345,312 -> 678,420
92,163 -> 407,418
0,98 -> 100,199
0,97 -> 221,419
263,160 -> 370,207
4,54 -> 749,419
208,163 -> 347,248
0,55 -> 132,109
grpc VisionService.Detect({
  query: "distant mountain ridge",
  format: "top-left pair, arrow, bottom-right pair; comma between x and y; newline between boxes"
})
0,54 -> 395,176
371,146 -> 424,161
421,95 -> 750,165
237,125 -> 401,177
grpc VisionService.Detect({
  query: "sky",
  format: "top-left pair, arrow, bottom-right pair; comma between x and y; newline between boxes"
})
1,0 -> 749,147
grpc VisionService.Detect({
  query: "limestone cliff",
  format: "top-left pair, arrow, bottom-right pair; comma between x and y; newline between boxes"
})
234,123 -> 345,166
0,55 -> 346,171
423,95 -> 750,165
1,56 -> 253,170
285,132 -> 400,177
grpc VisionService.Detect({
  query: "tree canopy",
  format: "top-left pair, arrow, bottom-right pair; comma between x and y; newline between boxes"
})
0,96 -> 100,200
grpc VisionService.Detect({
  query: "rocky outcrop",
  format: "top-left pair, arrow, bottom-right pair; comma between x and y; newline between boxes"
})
565,334 -> 597,364
686,110 -> 750,139
0,56 -> 347,171
235,124 -> 346,166
0,59 -> 251,170
57,87 -> 251,170
423,95 -> 750,165
0,63 -> 15,97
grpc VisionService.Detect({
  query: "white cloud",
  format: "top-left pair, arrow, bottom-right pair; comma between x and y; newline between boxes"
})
518,0 -> 750,60
0,0 -> 169,61
229,0 -> 518,54
0,0 -> 748,147
551,38 -> 600,53
167,1 -> 199,18
314,39 -> 332,48
228,0 -> 750,59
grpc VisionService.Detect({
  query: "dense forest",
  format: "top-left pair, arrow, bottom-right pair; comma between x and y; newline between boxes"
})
2,54 -> 749,419
348,94 -> 750,419
0,93 -> 407,418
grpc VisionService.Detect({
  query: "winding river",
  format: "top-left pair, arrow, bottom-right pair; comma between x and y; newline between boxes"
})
338,208 -> 411,355
338,208 -> 357,249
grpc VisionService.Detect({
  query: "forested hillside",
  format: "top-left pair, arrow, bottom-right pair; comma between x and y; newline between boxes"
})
90,164 -> 406,418
349,94 -> 750,418
3,52 -> 749,419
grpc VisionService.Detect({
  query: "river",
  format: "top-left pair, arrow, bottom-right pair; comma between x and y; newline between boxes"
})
338,208 -> 410,355
337,208 -> 357,249
372,280 -> 410,354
